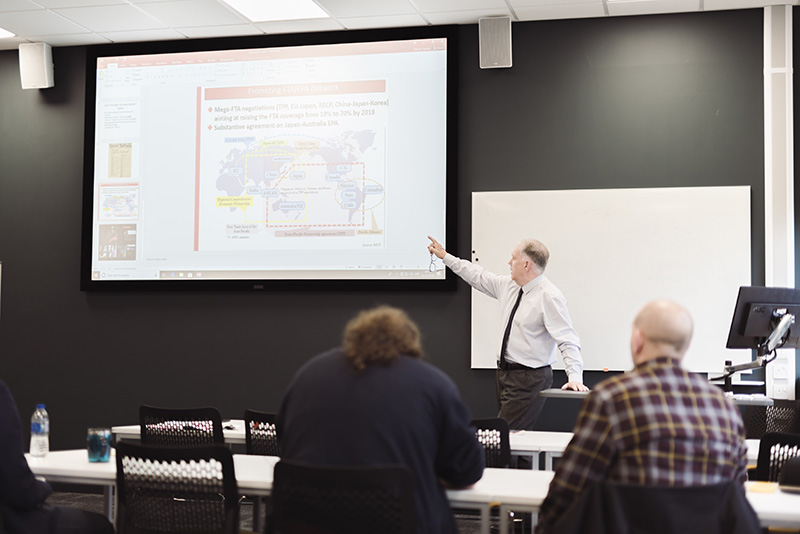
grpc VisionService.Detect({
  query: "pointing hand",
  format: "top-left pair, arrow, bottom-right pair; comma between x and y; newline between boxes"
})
427,236 -> 447,259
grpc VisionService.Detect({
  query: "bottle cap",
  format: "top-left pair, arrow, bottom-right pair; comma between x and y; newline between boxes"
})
36,403 -> 45,409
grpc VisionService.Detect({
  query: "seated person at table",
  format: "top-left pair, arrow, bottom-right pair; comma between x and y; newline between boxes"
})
535,300 -> 749,533
278,305 -> 485,534
0,380 -> 114,534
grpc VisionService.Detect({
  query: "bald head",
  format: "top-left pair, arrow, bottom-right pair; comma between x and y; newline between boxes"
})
630,300 -> 694,365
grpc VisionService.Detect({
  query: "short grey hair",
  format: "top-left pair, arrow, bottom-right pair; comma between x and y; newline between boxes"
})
520,239 -> 549,272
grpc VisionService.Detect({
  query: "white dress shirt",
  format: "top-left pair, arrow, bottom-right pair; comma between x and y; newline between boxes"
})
443,253 -> 583,383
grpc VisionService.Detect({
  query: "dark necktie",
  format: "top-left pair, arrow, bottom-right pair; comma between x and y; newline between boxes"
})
500,288 -> 524,366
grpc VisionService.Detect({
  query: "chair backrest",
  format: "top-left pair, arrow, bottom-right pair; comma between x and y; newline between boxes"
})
471,417 -> 511,468
552,480 -> 760,534
243,409 -> 280,456
271,459 -> 416,534
743,399 -> 800,439
753,431 -> 800,482
139,405 -> 224,447
115,442 -> 239,534
779,455 -> 800,489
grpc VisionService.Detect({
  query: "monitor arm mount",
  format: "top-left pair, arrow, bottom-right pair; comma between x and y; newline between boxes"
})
712,311 -> 794,382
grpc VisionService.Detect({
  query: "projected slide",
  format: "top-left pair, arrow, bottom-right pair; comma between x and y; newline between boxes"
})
86,35 -> 451,285
199,82 -> 388,251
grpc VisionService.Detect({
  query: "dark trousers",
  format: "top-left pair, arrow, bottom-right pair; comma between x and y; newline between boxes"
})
496,365 -> 553,431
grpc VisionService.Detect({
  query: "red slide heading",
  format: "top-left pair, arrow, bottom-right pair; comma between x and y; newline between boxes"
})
205,80 -> 386,100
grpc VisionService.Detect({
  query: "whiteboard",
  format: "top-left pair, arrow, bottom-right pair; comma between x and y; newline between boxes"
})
470,187 -> 752,374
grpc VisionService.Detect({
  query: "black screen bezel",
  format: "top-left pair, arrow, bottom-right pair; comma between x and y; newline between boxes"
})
80,25 -> 458,292
726,286 -> 800,349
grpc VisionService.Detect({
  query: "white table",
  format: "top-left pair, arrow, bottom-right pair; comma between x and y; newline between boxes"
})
25,449 -> 277,522
447,469 -> 553,533
745,481 -> 800,529
27,450 -> 545,534
509,431 -> 573,470
539,388 -> 775,406
112,419 -> 247,444
112,423 -> 763,473
27,450 -> 117,519
509,433 -> 761,471
28,449 -> 800,533
746,439 -> 759,465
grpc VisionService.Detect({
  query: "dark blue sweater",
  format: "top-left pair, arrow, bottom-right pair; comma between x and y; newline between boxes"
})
278,349 -> 485,534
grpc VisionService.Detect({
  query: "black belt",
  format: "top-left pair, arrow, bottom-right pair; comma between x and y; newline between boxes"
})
497,361 -> 551,371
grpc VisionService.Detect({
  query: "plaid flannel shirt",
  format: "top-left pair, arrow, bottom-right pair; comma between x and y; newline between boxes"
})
536,356 -> 748,533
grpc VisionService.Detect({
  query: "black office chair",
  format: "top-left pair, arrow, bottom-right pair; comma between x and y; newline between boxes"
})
243,409 -> 280,456
139,405 -> 224,447
753,432 -> 800,482
271,459 -> 416,534
551,480 -> 760,534
743,399 -> 800,439
779,456 -> 800,490
115,442 -> 242,534
471,417 -> 511,468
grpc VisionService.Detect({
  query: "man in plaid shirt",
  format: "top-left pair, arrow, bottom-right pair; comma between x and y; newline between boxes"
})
535,300 -> 749,533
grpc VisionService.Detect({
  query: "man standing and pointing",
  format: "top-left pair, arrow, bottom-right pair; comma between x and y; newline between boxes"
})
428,236 -> 587,431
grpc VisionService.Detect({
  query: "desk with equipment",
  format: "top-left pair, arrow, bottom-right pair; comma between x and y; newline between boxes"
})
539,285 -> 800,404
539,388 -> 775,406
713,286 -> 800,396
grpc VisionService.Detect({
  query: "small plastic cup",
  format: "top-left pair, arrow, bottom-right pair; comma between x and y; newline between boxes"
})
87,428 -> 112,462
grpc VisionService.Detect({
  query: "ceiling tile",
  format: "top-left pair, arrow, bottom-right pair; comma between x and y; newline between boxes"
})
424,8 -> 513,25
0,0 -> 46,12
514,3 -> 606,20
254,18 -> 344,34
28,32 -> 111,45
315,0 -> 416,18
98,27 -> 186,42
177,23 -> 263,38
413,0 -> 507,10
607,0 -> 700,17
0,9 -> 89,35
54,4 -> 166,32
139,0 -> 246,27
509,0 -> 601,6
33,0 -> 124,8
338,13 -> 427,29
0,0 -> 783,48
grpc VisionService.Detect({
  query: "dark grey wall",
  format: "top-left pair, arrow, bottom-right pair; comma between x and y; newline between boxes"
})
0,9 -> 764,450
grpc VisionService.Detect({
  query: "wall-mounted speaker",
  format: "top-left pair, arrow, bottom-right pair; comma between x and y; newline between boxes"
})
479,17 -> 512,69
19,43 -> 54,89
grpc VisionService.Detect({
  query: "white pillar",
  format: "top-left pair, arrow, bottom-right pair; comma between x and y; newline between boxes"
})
764,5 -> 795,400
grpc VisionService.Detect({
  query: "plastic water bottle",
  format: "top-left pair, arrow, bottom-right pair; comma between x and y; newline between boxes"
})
30,404 -> 49,457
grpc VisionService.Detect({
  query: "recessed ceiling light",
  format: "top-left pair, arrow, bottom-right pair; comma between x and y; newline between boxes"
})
0,27 -> 15,39
221,0 -> 328,22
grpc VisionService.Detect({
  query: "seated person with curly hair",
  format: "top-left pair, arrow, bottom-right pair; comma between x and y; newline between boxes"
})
278,305 -> 485,534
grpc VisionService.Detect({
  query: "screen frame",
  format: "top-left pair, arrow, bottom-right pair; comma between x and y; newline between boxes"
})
81,25 -> 458,292
725,286 -> 800,350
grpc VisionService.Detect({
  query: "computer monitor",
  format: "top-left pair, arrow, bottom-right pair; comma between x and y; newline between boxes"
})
726,286 -> 800,356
